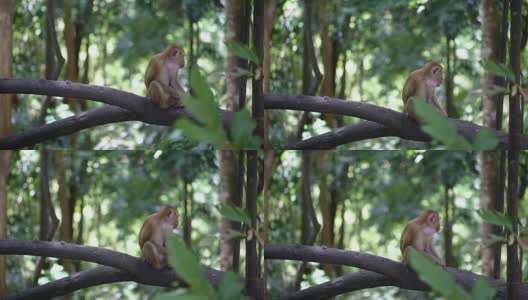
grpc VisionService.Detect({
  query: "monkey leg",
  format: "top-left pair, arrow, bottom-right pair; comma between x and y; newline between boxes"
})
404,246 -> 444,267
165,86 -> 184,108
148,81 -> 172,109
404,99 -> 422,125
142,241 -> 166,269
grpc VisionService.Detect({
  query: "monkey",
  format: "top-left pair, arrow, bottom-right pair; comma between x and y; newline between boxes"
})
402,62 -> 447,123
400,209 -> 445,267
144,45 -> 186,109
139,205 -> 179,269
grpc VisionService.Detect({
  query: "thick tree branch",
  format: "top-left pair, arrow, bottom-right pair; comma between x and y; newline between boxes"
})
0,240 -> 223,300
285,121 -> 398,149
265,244 -> 528,299
264,94 -> 528,149
0,79 -> 233,149
281,271 -> 394,300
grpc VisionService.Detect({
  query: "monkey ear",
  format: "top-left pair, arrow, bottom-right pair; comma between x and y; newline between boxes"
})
432,67 -> 440,74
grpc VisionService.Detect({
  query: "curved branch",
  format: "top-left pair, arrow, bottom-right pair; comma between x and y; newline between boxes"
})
0,240 -> 224,299
285,121 -> 398,149
0,106 -> 136,149
281,271 -> 394,300
0,79 -> 233,149
264,94 -> 528,149
265,244 -> 528,299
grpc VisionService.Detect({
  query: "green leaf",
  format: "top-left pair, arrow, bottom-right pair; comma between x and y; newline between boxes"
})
414,99 -> 472,149
478,210 -> 513,231
225,40 -> 259,65
166,234 -> 214,295
217,204 -> 251,224
409,249 -> 469,300
218,272 -> 249,300
472,128 -> 499,150
470,278 -> 496,300
154,290 -> 209,300
230,110 -> 262,150
175,118 -> 227,149
482,60 -> 515,81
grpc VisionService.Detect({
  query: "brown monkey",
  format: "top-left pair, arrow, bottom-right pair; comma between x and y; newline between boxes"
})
402,62 -> 447,123
400,209 -> 445,266
144,45 -> 185,109
139,205 -> 179,269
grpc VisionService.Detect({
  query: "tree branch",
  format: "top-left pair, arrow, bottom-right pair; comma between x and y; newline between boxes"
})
264,94 -> 528,149
0,79 -> 233,149
285,121 -> 399,149
0,240 -> 223,299
281,271 -> 394,300
265,244 -> 528,299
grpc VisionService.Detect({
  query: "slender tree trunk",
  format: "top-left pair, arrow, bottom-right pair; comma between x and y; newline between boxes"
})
494,0 -> 509,280
480,0 -> 502,277
263,0 -> 275,150
63,0 -> 79,146
55,151 -> 73,300
443,185 -> 455,267
507,0 -> 522,298
218,150 -> 238,271
220,0 -> 243,272
0,0 -> 15,295
445,37 -> 457,118
183,182 -> 192,246
319,0 -> 336,128
316,151 -> 334,277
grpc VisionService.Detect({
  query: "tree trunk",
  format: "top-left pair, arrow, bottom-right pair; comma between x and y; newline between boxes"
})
0,0 -> 15,295
480,0 -> 502,277
219,0 -> 243,272
316,151 -> 334,277
63,0 -> 80,146
218,151 -> 238,271
507,0 -> 522,298
55,151 -> 73,300
183,182 -> 192,246
443,185 -> 455,267
445,37 -> 457,118
318,0 -> 336,128
263,0 -> 275,150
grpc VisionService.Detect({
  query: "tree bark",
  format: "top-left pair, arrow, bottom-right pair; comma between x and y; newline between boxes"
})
319,0 -> 336,128
479,0 -> 501,276
218,150 -> 238,271
0,0 -> 15,295
219,0 -> 243,272
316,151 -> 334,277
507,0 -> 522,298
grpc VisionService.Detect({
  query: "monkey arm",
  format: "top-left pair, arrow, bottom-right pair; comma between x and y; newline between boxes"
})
426,243 -> 445,266
432,98 -> 448,116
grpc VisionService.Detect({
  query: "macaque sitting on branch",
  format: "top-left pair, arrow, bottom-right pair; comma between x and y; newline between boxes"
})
400,209 -> 445,266
402,62 -> 447,124
144,45 -> 186,109
139,205 -> 179,269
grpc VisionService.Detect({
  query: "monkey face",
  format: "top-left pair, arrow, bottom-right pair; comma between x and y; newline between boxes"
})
167,207 -> 179,227
427,212 -> 440,232
431,65 -> 443,86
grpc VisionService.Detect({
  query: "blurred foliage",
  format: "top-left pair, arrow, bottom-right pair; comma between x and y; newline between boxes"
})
6,150 -> 225,299
11,0 -> 226,150
267,0 -> 508,149
409,249 -> 496,300
154,235 -> 249,300
266,150 -> 528,299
